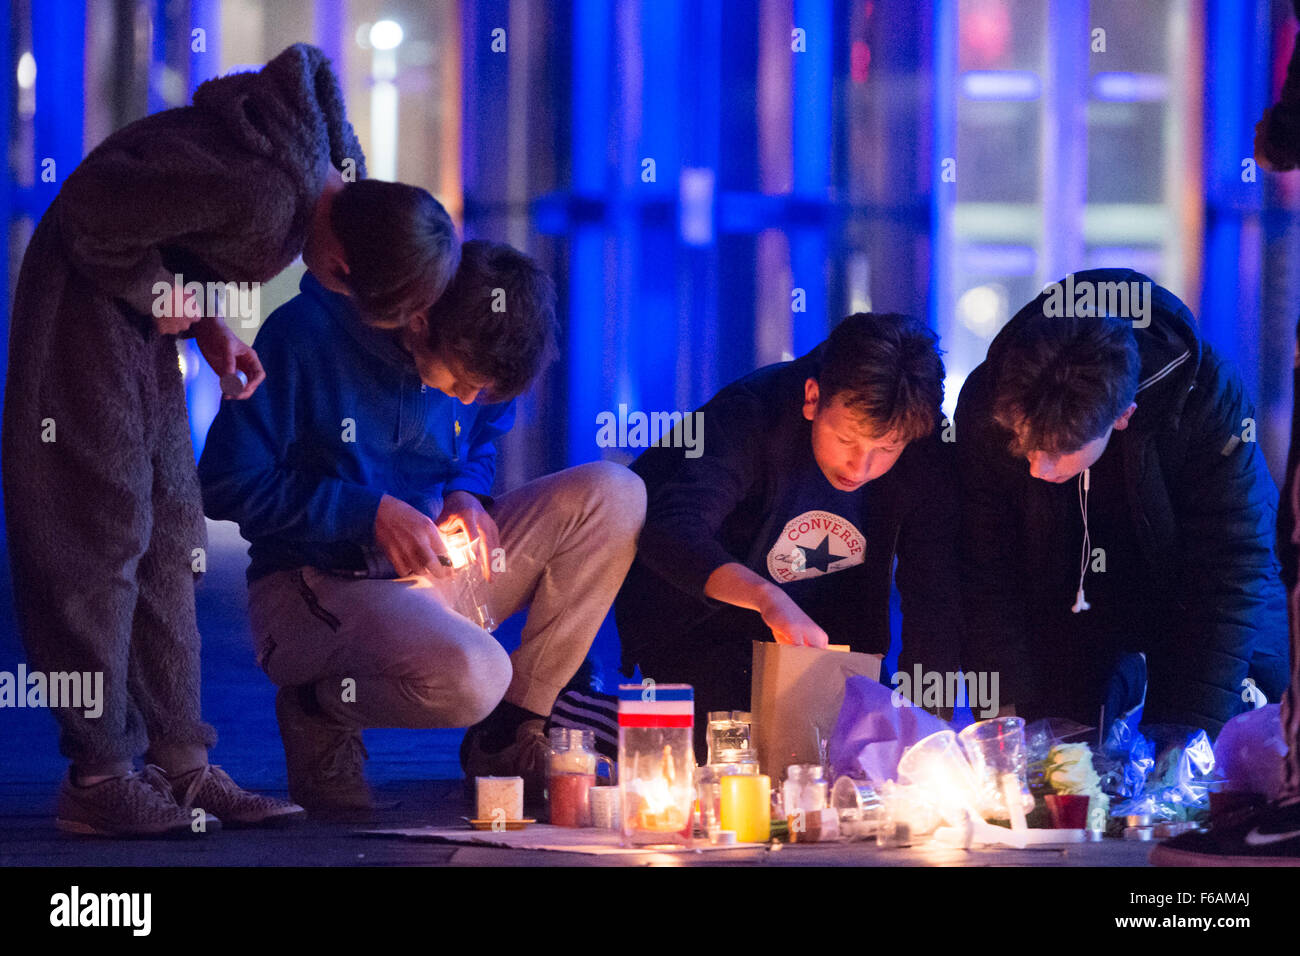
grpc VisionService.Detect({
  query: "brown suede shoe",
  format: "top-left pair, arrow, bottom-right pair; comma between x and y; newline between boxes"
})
165,763 -> 305,828
461,719 -> 550,806
56,767 -> 219,838
275,686 -> 373,812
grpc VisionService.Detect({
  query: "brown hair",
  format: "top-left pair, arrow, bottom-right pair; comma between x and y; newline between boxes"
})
420,240 -> 557,401
817,312 -> 945,442
991,312 -> 1140,456
330,180 -> 460,328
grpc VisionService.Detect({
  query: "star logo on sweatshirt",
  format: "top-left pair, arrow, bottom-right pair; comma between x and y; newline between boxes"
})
796,535 -> 844,574
766,510 -> 865,583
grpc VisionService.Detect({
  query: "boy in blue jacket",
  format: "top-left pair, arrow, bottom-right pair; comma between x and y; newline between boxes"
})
199,241 -> 645,810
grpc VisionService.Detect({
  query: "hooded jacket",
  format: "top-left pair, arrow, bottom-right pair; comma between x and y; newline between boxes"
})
41,43 -> 365,325
197,273 -> 515,583
955,268 -> 1289,735
4,43 -> 365,540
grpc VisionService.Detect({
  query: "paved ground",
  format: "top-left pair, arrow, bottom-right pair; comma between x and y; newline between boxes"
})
0,774 -> 1155,866
0,520 -> 1155,867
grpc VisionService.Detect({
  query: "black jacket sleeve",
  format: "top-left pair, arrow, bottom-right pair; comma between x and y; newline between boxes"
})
894,432 -> 965,683
635,390 -> 764,600
1153,349 -> 1289,733
953,363 -> 1032,707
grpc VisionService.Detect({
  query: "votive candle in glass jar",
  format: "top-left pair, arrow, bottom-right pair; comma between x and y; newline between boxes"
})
618,683 -> 696,847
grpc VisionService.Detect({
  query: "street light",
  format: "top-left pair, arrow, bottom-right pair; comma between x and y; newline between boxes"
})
369,20 -> 404,51
367,20 -> 404,179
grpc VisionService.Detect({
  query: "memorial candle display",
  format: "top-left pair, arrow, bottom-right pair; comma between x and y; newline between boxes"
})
617,683 -> 695,846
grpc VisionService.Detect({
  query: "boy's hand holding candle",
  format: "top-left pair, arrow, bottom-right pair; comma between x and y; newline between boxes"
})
438,491 -> 501,580
375,494 -> 456,579
194,313 -> 266,399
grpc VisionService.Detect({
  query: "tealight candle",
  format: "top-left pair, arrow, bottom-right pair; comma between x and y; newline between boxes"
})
719,773 -> 771,843
219,370 -> 248,398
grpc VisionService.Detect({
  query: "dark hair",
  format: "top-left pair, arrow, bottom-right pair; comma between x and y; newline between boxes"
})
817,312 -> 945,442
330,180 -> 460,328
421,239 -> 557,401
992,312 -> 1140,456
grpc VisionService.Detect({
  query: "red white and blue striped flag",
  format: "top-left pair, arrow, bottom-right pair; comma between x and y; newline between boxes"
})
617,683 -> 694,727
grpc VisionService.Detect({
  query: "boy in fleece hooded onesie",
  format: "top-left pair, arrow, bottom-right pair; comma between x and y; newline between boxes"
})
2,44 -> 380,836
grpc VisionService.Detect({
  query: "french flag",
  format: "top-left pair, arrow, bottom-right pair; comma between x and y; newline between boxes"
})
617,683 -> 694,727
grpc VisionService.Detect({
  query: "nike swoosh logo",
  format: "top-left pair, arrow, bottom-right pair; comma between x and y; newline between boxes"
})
1244,826 -> 1300,846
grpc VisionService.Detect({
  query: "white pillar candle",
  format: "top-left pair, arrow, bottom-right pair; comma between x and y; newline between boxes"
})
476,776 -> 523,821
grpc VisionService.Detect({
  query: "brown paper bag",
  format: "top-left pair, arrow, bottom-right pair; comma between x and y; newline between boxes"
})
750,641 -> 882,776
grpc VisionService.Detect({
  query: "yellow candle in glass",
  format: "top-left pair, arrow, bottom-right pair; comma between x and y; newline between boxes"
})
719,773 -> 771,843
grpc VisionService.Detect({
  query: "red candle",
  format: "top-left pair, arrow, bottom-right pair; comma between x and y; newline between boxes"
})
549,773 -> 596,827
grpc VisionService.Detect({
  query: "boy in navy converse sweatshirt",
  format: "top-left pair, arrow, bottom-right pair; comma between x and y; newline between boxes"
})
616,312 -> 964,752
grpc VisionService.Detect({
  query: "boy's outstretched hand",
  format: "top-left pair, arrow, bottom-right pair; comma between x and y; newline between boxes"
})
194,313 -> 266,400
704,562 -> 830,648
758,589 -> 830,648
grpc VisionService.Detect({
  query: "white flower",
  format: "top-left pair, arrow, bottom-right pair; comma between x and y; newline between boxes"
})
1045,743 -> 1101,796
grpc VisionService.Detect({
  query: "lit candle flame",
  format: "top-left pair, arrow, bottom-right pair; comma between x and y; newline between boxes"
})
629,745 -> 689,831
440,520 -> 476,571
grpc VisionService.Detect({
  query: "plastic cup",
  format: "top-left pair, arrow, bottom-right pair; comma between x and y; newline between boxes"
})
897,730 -> 983,826
958,717 -> 1034,821
1044,793 -> 1090,829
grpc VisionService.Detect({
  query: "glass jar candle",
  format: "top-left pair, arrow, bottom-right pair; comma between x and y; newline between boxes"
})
782,764 -> 829,820
706,710 -> 757,766
547,727 -> 613,827
618,683 -> 696,847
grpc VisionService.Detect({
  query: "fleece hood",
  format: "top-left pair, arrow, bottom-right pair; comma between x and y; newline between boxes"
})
192,43 -> 367,199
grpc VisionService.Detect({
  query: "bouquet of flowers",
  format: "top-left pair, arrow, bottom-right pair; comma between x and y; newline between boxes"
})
1044,742 -> 1110,830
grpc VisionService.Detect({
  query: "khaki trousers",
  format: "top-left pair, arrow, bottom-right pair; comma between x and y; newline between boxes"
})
246,462 -> 645,728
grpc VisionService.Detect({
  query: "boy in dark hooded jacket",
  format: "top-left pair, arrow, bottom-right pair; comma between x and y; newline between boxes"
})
956,269 -> 1289,742
2,44 -> 459,836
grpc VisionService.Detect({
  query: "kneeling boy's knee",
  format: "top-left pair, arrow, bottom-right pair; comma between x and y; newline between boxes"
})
435,640 -> 512,726
583,460 -> 646,530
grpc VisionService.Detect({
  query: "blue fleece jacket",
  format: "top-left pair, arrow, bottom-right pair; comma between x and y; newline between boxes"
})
197,272 -> 515,582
